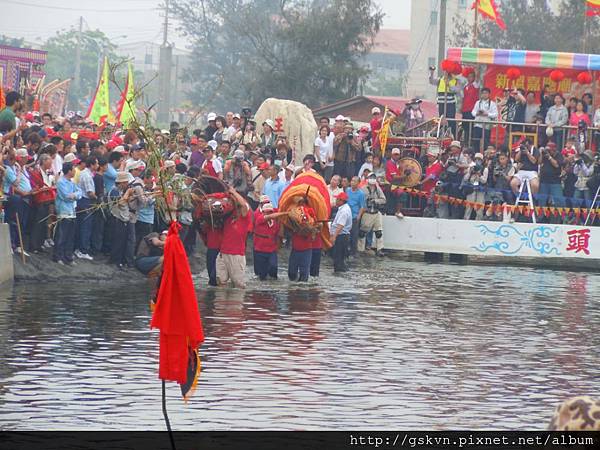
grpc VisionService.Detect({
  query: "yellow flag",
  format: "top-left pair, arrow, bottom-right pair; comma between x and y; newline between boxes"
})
474,0 -> 506,29
378,106 -> 391,154
85,56 -> 111,125
116,62 -> 136,127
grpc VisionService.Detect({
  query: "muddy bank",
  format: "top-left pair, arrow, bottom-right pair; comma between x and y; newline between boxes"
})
12,251 -> 208,283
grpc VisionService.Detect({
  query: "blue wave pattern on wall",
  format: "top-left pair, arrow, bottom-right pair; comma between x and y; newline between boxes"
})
471,224 -> 561,256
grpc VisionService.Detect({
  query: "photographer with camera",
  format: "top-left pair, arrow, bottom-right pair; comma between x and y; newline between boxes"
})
510,140 -> 540,197
573,150 -> 595,206
333,123 -> 360,179
224,149 -> 253,197
462,153 -> 488,220
538,142 -> 565,215
358,173 -> 386,256
485,150 -> 514,221
471,88 -> 498,151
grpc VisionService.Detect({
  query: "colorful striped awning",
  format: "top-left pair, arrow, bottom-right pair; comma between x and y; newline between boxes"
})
447,47 -> 600,71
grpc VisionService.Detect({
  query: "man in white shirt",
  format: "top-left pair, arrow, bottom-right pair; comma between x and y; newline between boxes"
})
471,87 -> 498,152
75,156 -> 98,260
227,114 -> 241,143
330,191 -> 352,273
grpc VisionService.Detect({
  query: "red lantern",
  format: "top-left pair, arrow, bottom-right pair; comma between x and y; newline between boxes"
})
577,72 -> 593,85
506,68 -> 521,80
462,66 -> 475,77
451,62 -> 462,75
440,59 -> 455,73
550,70 -> 565,82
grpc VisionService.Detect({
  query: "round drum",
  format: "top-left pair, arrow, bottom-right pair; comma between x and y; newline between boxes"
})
397,157 -> 423,187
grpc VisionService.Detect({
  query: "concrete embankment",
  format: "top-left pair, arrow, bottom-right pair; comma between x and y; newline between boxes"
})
0,224 -> 14,285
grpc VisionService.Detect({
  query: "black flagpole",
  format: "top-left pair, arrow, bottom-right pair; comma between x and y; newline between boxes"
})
162,380 -> 176,450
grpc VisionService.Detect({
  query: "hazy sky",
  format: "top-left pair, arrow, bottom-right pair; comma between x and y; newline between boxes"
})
0,0 -> 411,49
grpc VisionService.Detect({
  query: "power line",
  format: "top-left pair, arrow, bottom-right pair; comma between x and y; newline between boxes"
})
0,0 -> 158,13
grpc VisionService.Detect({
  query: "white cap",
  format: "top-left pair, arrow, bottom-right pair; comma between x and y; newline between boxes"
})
263,119 -> 274,129
391,148 -> 401,155
474,153 -> 484,160
233,113 -> 241,119
126,160 -> 146,172
163,160 -> 176,169
207,112 -> 217,121
208,140 -> 218,150
371,107 -> 381,115
335,115 -> 345,121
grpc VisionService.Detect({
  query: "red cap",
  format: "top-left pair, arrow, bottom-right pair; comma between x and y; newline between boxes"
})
259,162 -> 270,170
25,112 -> 34,122
335,191 -> 349,201
190,137 -> 199,145
547,142 -> 557,149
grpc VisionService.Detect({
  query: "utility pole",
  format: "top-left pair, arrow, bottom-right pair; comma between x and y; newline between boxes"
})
473,2 -> 479,48
158,0 -> 172,124
72,16 -> 83,110
437,0 -> 447,75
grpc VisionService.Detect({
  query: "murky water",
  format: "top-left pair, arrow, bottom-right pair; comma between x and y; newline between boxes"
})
1,257 -> 599,430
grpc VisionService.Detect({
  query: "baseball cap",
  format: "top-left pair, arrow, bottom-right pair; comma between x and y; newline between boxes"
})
263,119 -> 274,129
259,162 -> 270,170
163,160 -> 176,169
126,160 -> 145,172
371,107 -> 381,115
207,112 -> 217,121
450,140 -> 462,149
208,140 -> 218,150
335,191 -> 349,201
190,137 -> 199,145
474,153 -> 484,160
63,153 -> 81,164
233,113 -> 241,119
391,148 -> 401,155
115,171 -> 129,183
234,149 -> 244,159
335,115 -> 345,121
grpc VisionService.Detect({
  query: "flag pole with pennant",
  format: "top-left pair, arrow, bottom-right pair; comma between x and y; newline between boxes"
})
472,0 -> 506,30
85,56 -> 111,125
587,0 -> 600,16
150,221 -> 205,450
115,62 -> 137,127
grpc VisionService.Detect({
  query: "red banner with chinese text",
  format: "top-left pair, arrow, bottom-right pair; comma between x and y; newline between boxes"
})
483,65 -> 600,103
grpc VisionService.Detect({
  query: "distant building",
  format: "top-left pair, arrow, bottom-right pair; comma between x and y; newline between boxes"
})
0,45 -> 47,94
406,0 -> 473,101
366,29 -> 410,79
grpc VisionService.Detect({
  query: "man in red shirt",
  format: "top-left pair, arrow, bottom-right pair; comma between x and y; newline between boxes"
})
421,147 -> 444,194
216,187 -> 252,288
253,202 -> 286,280
385,147 -> 405,218
289,229 -> 314,282
201,145 -> 223,179
200,221 -> 223,287
461,70 -> 479,146
309,227 -> 323,278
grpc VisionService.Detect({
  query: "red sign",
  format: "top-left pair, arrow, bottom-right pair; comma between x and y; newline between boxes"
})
483,65 -> 599,103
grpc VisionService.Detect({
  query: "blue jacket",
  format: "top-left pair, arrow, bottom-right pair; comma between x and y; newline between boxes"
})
55,176 -> 82,218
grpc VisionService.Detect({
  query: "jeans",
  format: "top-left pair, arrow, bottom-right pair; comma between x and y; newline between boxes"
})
461,111 -> 474,145
91,208 -> 107,255
53,218 -> 75,263
350,218 -> 359,254
332,234 -> 349,272
206,248 -> 219,286
254,250 -> 278,280
438,102 -> 456,136
76,197 -> 94,254
310,248 -> 321,277
574,189 -> 592,207
288,249 -> 312,282
538,183 -> 565,208
472,127 -> 490,152
333,161 -> 355,180
4,195 -> 29,249
30,201 -> 50,251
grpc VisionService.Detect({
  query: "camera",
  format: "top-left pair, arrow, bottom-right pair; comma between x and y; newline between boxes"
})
241,107 -> 252,118
346,132 -> 354,140
540,146 -> 549,157
575,158 -> 584,166
429,66 -> 436,71
472,162 -> 484,174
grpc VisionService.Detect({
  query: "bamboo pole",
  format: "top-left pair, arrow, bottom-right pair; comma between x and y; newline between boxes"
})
15,213 -> 26,264
473,1 -> 479,48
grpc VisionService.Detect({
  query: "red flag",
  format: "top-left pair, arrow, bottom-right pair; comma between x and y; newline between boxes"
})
587,0 -> 600,16
472,0 -> 507,30
151,221 -> 204,400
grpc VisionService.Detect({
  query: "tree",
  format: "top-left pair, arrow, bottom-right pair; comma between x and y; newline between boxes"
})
364,73 -> 405,97
172,0 -> 383,111
0,35 -> 26,47
450,0 -> 600,53
44,28 -> 119,109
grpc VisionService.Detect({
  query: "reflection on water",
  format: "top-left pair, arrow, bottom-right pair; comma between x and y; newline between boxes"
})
0,259 -> 599,430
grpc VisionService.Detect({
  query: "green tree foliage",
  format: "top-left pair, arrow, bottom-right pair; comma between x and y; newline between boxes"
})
451,0 -> 599,53
172,0 -> 383,111
0,35 -> 26,47
44,28 -> 118,109
364,73 -> 405,97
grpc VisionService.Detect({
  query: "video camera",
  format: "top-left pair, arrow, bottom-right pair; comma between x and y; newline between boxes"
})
241,107 -> 252,119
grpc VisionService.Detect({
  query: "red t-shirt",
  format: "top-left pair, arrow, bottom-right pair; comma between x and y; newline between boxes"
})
202,226 -> 223,250
385,159 -> 399,184
562,147 -> 577,158
253,210 -> 280,253
370,117 -> 382,148
291,233 -> 314,252
462,83 -> 479,113
422,161 -> 444,193
220,211 -> 253,255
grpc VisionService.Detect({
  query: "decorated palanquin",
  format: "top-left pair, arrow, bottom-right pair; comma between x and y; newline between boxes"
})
278,172 -> 332,249
191,176 -> 235,228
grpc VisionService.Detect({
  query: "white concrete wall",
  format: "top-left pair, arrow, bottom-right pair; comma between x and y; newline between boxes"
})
383,216 -> 600,261
0,223 -> 14,285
